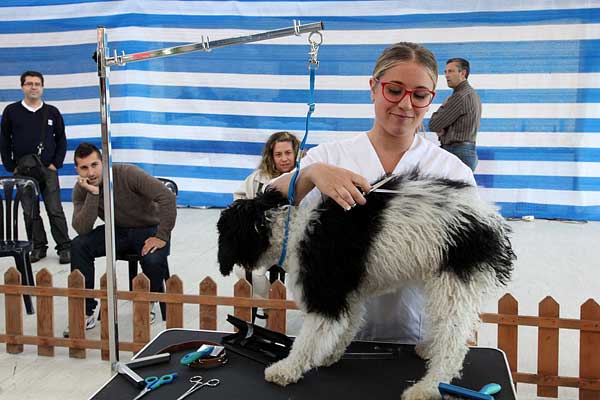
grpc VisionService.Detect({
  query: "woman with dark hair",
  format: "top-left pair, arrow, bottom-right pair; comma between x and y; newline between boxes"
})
234,131 -> 300,200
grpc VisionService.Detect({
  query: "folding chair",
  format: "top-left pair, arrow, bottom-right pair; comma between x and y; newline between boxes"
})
0,177 -> 39,314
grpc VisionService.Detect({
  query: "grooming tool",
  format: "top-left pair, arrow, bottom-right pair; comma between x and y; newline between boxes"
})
176,376 -> 220,400
116,362 -> 145,388
126,353 -> 171,369
222,314 -> 294,364
181,344 -> 225,365
155,340 -> 228,369
223,315 -> 405,364
438,382 -> 502,400
370,188 -> 402,194
133,372 -> 177,400
366,175 -> 397,194
346,175 -> 398,211
116,353 -> 172,388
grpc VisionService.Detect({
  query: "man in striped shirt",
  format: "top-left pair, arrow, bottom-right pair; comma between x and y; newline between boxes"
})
429,58 -> 481,171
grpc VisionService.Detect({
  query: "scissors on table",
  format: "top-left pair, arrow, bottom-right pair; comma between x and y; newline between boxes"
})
176,376 -> 220,400
133,372 -> 177,400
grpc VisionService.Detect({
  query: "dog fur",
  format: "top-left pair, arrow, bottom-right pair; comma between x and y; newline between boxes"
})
217,169 -> 515,400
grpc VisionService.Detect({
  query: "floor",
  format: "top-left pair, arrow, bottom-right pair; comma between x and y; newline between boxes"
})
0,203 -> 597,399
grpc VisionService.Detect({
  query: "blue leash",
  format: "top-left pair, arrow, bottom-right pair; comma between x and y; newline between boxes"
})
277,63 -> 317,268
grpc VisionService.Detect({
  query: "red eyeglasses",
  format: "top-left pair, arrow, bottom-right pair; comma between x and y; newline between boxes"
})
374,79 -> 435,108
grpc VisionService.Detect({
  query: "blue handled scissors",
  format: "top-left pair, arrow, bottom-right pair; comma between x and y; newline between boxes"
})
133,372 -> 177,400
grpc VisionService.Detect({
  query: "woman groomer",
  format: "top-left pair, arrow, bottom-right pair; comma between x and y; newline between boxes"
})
271,42 -> 476,343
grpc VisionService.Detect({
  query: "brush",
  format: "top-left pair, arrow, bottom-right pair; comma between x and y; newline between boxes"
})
438,382 -> 501,399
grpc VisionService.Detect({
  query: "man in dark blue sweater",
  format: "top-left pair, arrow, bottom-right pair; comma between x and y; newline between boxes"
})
0,71 -> 71,264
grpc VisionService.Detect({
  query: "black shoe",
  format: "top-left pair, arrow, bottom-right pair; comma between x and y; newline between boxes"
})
30,248 -> 47,263
58,249 -> 70,264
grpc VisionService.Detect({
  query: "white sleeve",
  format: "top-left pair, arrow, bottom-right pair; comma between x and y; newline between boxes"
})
455,165 -> 477,187
233,170 -> 261,200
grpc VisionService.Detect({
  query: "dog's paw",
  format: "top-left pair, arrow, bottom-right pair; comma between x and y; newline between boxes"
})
264,360 -> 303,386
402,382 -> 440,400
414,342 -> 432,360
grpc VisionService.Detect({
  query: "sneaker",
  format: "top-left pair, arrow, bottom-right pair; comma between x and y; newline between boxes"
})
62,314 -> 96,338
150,303 -> 157,324
58,249 -> 70,264
30,248 -> 47,263
86,314 -> 96,330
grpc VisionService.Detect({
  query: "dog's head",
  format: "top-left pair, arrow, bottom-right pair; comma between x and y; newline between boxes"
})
217,189 -> 289,276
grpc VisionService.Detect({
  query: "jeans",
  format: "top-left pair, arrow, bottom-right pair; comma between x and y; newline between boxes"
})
18,167 -> 71,252
441,142 -> 478,172
71,225 -> 170,316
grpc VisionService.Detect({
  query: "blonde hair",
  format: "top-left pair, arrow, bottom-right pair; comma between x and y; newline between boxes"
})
258,131 -> 300,178
372,42 -> 438,89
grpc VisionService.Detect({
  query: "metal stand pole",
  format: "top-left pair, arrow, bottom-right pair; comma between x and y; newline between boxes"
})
96,26 -> 119,371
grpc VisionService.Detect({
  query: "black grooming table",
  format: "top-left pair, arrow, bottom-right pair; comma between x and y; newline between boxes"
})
90,329 -> 516,400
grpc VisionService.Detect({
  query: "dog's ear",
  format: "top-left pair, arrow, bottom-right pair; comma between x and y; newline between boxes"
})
217,198 -> 272,276
217,222 -> 237,276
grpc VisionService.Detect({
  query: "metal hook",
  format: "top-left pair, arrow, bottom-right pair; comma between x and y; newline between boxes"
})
308,31 -> 323,46
110,49 -> 127,66
201,35 -> 211,52
293,20 -> 301,36
307,31 -> 322,68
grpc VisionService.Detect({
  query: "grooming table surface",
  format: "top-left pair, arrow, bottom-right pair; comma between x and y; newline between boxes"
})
90,329 -> 516,400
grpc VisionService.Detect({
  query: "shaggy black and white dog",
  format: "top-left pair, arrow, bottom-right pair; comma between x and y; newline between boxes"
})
217,170 -> 515,400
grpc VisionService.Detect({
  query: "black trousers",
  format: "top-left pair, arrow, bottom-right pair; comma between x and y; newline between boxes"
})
19,167 -> 71,252
71,225 -> 170,316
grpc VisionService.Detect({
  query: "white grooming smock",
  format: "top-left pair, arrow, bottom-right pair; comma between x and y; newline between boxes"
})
297,133 -> 475,344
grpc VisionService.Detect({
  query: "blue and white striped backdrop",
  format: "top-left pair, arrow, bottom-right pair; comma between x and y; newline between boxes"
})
1,1 -> 599,220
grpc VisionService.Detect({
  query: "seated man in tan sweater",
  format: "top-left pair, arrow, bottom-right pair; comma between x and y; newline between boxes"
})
65,142 -> 176,336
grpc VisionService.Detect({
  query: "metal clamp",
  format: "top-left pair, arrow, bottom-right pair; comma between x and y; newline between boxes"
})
200,35 -> 211,52
293,19 -> 301,36
308,31 -> 323,68
109,49 -> 127,66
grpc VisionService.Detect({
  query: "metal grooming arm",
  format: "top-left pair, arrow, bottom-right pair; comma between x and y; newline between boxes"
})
105,21 -> 324,66
95,20 -> 324,372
